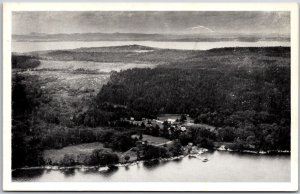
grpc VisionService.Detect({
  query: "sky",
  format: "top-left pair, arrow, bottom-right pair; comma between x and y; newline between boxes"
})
12,11 -> 290,35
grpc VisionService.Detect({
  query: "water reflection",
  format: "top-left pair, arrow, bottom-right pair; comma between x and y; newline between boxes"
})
80,166 -> 119,178
172,158 -> 183,163
60,168 -> 75,177
12,152 -> 291,182
12,169 -> 44,181
99,167 -> 119,177
143,159 -> 160,170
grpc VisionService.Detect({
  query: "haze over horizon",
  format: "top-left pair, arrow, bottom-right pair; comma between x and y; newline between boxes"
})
13,11 -> 290,36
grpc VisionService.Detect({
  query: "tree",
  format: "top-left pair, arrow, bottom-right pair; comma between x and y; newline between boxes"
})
124,155 -> 130,163
217,127 -> 236,142
60,154 -> 76,166
110,133 -> 135,152
152,126 -> 160,137
143,145 -> 168,160
88,149 -> 119,166
180,114 -> 187,123
139,133 -> 143,140
169,140 -> 183,156
178,133 -> 192,146
199,138 -> 214,149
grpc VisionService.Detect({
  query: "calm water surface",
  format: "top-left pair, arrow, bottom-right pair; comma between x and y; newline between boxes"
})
13,151 -> 290,182
12,41 -> 290,53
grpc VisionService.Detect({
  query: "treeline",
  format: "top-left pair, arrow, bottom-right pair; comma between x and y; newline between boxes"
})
39,125 -> 138,151
143,140 -> 183,160
95,65 -> 289,117
12,73 -> 46,168
46,149 -> 119,167
12,55 -> 40,69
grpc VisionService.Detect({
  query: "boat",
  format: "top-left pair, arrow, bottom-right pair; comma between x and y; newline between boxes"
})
202,157 -> 208,162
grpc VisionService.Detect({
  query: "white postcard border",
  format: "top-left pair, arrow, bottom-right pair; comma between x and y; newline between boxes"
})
2,2 -> 299,191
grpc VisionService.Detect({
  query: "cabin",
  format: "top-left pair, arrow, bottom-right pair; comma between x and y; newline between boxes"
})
167,118 -> 176,124
180,126 -> 187,132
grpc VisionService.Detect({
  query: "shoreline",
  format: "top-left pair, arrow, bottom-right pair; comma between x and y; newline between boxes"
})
12,155 -> 187,171
12,148 -> 290,172
215,147 -> 290,155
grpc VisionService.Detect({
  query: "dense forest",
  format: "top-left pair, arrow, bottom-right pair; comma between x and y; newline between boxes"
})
12,73 -> 46,168
81,47 -> 290,151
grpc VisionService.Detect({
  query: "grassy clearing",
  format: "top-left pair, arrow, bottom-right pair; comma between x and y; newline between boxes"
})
157,114 -> 194,123
43,135 -> 170,163
43,141 -> 139,164
186,123 -> 216,131
120,148 -> 138,162
132,134 -> 170,146
43,142 -> 109,164
36,60 -> 156,72
19,70 -> 110,125
157,114 -> 181,121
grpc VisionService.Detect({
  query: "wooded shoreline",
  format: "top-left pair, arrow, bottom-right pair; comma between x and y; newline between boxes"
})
12,146 -> 290,171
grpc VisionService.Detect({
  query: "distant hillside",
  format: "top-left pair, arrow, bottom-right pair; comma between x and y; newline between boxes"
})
64,44 -> 158,53
29,46 -> 290,70
13,32 -> 290,42
160,46 -> 290,69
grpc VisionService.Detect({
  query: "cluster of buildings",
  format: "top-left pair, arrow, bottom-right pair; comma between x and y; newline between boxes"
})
124,115 -> 189,133
121,114 -> 216,136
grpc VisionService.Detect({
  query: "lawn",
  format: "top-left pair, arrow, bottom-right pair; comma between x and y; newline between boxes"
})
157,114 -> 181,121
43,141 -> 139,164
157,114 -> 194,124
43,142 -> 111,164
185,123 -> 216,131
132,134 -> 170,146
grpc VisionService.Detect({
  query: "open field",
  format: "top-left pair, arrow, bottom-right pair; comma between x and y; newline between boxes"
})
18,70 -> 110,126
36,60 -> 156,72
43,142 -> 138,164
185,123 -> 216,131
43,142 -> 109,164
132,134 -> 170,146
22,70 -> 109,95
157,114 -> 182,121
157,114 -> 195,124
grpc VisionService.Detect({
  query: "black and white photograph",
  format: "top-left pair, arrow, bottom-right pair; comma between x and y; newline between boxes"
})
2,2 -> 299,191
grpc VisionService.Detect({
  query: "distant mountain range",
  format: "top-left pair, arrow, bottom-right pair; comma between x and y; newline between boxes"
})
12,32 -> 290,42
